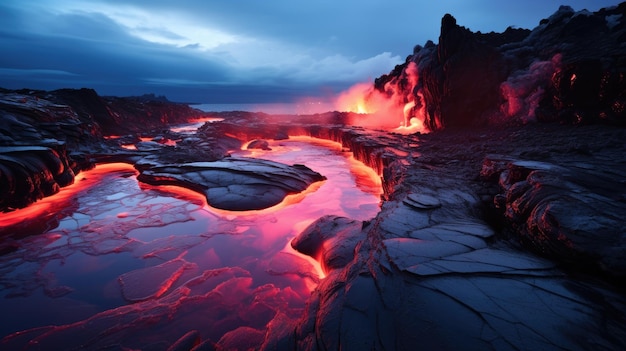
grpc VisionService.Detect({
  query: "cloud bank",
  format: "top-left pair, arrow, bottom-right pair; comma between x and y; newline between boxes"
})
1,0 -> 621,102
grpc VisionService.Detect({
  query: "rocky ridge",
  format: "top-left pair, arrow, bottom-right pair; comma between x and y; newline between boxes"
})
374,3 -> 626,129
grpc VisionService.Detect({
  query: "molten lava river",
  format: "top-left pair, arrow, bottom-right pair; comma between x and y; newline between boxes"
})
0,137 -> 382,349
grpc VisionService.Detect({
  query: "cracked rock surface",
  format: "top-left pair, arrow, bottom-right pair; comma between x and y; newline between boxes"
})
275,122 -> 626,351
135,158 -> 325,211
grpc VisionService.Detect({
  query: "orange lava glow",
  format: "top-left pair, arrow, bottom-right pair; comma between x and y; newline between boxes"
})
288,135 -> 383,180
0,163 -> 138,232
149,180 -> 325,217
139,183 -> 209,206
335,62 -> 429,134
154,255 -> 188,298
232,136 -> 383,280
284,241 -> 326,280
0,138 -> 383,347
188,117 -> 224,123
121,144 -> 138,150
169,117 -> 224,133
346,154 -> 383,192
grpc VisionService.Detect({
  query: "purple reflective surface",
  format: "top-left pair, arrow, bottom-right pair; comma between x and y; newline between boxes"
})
0,138 -> 381,347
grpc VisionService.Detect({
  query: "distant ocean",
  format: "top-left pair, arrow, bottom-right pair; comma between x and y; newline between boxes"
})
192,101 -> 338,115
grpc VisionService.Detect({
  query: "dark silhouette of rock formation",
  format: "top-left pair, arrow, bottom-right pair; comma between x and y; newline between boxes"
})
374,3 -> 626,129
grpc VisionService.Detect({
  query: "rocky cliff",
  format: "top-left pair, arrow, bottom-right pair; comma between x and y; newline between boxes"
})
374,3 -> 626,130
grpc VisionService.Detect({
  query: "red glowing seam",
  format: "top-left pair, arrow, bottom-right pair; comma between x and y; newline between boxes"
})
0,163 -> 138,228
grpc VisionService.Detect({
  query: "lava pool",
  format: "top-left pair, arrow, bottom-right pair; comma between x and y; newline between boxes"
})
0,137 -> 382,349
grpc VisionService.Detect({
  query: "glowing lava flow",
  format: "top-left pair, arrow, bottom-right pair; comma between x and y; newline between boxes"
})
169,117 -> 224,134
0,140 -> 381,348
0,163 -> 137,234
335,62 -> 429,134
236,136 -> 382,278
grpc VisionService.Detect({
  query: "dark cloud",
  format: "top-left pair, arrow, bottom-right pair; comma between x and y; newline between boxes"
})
0,3 -> 242,100
1,0 -> 622,102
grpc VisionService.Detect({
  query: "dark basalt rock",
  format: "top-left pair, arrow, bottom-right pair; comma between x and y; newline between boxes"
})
0,89 -> 214,211
0,145 -> 74,211
403,193 -> 442,210
261,123 -> 626,351
540,59 -> 626,124
205,114 -> 417,199
1,6 -> 626,349
435,14 -> 508,128
292,215 -> 366,273
136,158 -> 325,211
247,139 -> 272,150
375,3 -> 626,130
482,155 -> 626,277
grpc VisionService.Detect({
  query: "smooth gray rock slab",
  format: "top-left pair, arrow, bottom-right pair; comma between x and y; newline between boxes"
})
403,193 -> 442,210
407,247 -> 557,276
137,157 -> 325,211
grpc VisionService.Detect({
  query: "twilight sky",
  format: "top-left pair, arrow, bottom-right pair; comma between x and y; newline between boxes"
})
1,0 -> 622,102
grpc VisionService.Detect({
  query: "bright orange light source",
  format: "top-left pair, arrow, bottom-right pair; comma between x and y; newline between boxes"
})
334,62 -> 429,134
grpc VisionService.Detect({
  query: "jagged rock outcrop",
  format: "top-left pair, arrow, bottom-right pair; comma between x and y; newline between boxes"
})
482,155 -> 626,277
1,4 -> 626,349
1,101 -> 625,349
374,3 -> 626,130
0,88 -> 209,212
291,215 -> 366,273
431,14 -> 509,128
0,145 -> 74,210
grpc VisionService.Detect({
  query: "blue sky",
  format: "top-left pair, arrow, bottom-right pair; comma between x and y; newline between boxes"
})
1,0 -> 622,102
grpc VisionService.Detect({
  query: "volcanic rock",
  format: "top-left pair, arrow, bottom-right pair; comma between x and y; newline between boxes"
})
483,154 -> 626,277
292,215 -> 366,273
262,125 -> 626,351
0,145 -> 74,211
2,4 -> 626,350
402,193 -> 442,210
119,259 -> 190,302
247,139 -> 272,150
136,158 -> 326,211
374,3 -> 626,130
0,88 -> 213,211
167,330 -> 201,351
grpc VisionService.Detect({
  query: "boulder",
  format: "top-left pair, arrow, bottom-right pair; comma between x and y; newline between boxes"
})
291,215 -> 366,273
